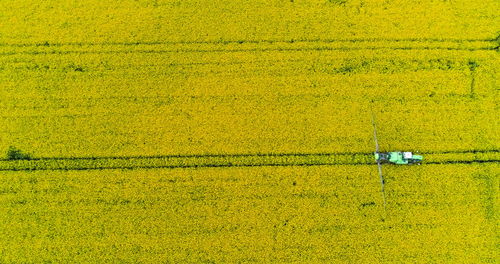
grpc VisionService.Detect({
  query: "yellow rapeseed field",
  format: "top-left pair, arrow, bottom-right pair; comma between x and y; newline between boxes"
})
0,0 -> 498,263
0,164 -> 498,262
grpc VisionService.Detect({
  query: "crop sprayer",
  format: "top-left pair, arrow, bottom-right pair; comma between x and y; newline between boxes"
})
371,112 -> 423,219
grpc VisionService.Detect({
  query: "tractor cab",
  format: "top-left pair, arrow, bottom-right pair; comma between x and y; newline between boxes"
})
374,151 -> 423,165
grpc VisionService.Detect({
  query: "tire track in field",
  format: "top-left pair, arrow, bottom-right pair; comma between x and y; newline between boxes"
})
0,46 -> 495,56
0,38 -> 497,56
426,160 -> 500,165
0,150 -> 498,171
0,37 -> 495,47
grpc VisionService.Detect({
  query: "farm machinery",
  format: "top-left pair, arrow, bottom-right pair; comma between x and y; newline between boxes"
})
371,113 -> 423,166
374,151 -> 423,165
370,112 -> 424,218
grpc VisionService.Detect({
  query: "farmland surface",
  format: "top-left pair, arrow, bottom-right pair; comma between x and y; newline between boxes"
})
0,0 -> 499,263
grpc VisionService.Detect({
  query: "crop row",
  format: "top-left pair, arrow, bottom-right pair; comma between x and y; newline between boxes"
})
1,0 -> 498,44
0,38 -> 496,56
1,150 -> 499,171
0,153 -> 372,171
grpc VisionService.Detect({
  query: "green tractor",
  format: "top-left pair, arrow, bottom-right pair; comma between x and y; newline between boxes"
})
374,151 -> 423,165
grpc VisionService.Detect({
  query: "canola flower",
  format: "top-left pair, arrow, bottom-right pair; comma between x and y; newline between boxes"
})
0,0 -> 498,263
0,164 -> 497,262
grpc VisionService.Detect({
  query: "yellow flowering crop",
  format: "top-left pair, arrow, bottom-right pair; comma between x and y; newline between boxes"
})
0,164 -> 497,262
0,0 -> 498,263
